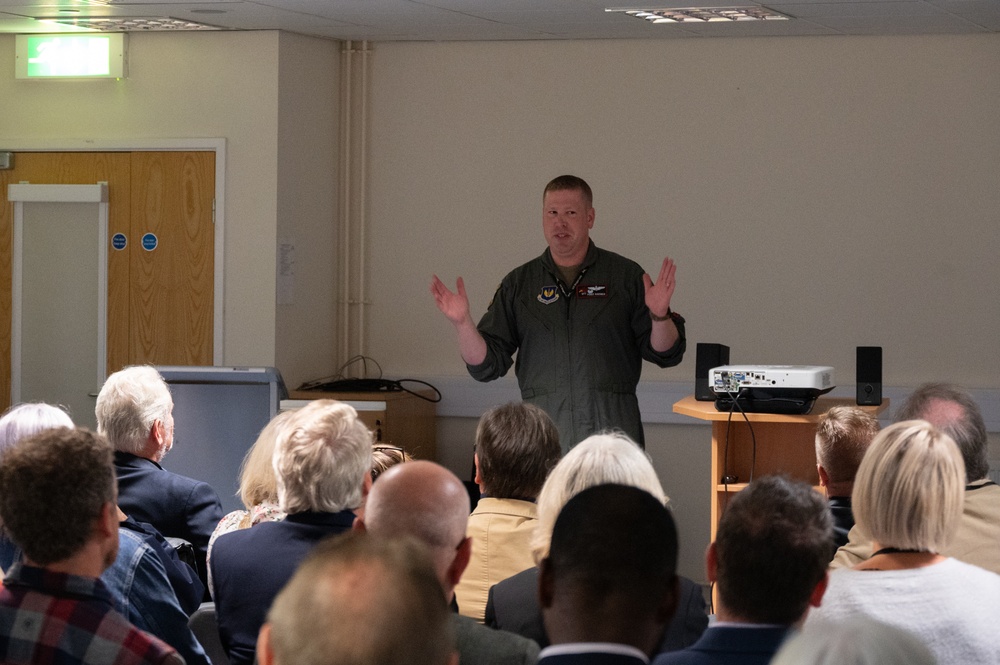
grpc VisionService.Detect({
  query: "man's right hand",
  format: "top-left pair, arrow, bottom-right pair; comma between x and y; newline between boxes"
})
430,275 -> 488,366
430,275 -> 471,325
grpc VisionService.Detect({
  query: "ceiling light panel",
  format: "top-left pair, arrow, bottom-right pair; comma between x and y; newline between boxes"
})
607,6 -> 791,22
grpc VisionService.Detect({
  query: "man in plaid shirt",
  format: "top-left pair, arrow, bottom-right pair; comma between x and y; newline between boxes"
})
0,427 -> 183,665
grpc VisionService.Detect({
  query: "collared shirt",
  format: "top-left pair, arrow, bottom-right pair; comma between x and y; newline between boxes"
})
0,563 -> 183,665
539,642 -> 650,664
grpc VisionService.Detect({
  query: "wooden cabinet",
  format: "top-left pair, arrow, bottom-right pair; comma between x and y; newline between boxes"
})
287,389 -> 437,462
673,395 -> 889,543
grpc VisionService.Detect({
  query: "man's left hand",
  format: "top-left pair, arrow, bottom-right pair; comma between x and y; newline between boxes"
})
643,257 -> 677,318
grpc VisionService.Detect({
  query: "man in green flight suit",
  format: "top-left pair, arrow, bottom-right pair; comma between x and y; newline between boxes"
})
431,175 -> 686,450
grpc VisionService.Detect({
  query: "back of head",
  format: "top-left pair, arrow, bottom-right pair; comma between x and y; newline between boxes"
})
370,445 -> 413,483
543,175 -> 593,207
95,365 -> 172,455
274,400 -> 373,514
239,410 -> 297,509
363,460 -> 470,579
852,420 -> 965,552
532,432 -> 665,562
546,483 -> 678,605
476,402 -> 560,499
0,428 -> 116,565
894,382 -> 987,482
715,476 -> 831,625
266,532 -> 454,665
0,402 -> 74,454
771,617 -> 935,665
814,406 -> 880,484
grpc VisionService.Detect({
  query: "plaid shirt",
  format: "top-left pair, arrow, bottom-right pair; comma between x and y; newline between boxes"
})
0,563 -> 184,665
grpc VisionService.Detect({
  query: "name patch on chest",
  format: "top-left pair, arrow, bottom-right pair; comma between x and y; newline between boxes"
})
537,286 -> 560,304
576,284 -> 608,298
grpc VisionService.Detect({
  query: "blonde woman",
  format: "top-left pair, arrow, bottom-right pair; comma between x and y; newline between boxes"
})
807,420 -> 1000,664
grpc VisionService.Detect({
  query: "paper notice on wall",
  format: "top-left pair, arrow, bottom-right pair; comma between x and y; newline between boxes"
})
278,237 -> 295,305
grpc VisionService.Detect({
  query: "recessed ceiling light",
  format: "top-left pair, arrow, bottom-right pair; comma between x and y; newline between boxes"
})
44,16 -> 224,30
606,6 -> 790,23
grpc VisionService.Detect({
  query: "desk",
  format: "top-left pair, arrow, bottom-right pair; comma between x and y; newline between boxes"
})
673,395 -> 888,541
286,390 -> 437,461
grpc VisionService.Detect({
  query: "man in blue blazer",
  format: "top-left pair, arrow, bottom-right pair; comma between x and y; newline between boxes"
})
210,399 -> 374,665
537,484 -> 680,665
96,365 -> 224,588
653,477 -> 832,665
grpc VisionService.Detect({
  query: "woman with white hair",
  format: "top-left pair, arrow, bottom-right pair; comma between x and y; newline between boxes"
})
807,420 -> 1000,663
485,431 -> 707,653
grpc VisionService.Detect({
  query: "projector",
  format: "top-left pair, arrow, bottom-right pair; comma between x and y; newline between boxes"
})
711,365 -> 835,415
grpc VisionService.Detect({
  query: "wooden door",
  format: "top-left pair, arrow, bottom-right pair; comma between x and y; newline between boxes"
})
0,150 -> 214,409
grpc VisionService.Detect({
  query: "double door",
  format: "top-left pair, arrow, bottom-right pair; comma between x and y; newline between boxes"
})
1,151 -> 215,419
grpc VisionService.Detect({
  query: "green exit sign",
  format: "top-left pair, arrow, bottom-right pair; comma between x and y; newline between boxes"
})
15,34 -> 127,79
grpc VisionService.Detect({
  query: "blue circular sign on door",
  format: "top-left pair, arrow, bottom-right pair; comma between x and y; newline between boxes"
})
141,233 -> 158,252
111,233 -> 128,251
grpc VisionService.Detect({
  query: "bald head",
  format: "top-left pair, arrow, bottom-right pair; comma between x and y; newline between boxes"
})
362,461 -> 471,589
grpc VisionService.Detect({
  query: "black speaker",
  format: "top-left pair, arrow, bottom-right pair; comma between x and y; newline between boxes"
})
856,346 -> 882,406
696,343 -> 730,401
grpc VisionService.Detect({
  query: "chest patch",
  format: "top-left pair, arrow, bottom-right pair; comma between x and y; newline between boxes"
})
537,286 -> 560,304
576,284 -> 608,298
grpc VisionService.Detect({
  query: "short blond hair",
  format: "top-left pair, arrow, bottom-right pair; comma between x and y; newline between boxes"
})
274,400 -> 373,514
95,366 -> 172,454
853,420 -> 965,552
531,431 -> 666,563
814,406 -> 880,484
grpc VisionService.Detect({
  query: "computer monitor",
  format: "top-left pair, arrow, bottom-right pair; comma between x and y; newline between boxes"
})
155,366 -> 287,513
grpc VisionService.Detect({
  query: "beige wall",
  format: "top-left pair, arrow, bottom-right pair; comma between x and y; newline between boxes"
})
366,35 -> 1000,388
274,33 -> 340,388
0,31 -> 340,382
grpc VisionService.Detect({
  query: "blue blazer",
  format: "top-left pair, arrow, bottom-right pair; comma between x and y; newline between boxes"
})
209,510 -> 356,665
651,625 -> 791,665
114,451 -> 224,585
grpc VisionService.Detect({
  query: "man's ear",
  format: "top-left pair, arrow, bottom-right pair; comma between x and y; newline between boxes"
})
98,501 -> 118,539
447,537 -> 472,587
538,557 -> 555,610
257,623 -> 276,665
817,465 -> 830,489
706,542 -> 719,584
656,574 -> 680,625
809,571 -> 829,608
473,453 -> 482,486
353,517 -> 367,533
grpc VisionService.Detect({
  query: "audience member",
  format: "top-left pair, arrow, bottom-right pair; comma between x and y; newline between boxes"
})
0,427 -> 183,664
360,460 -> 540,665
772,617 -> 934,665
538,484 -> 680,665
832,382 -> 1000,573
486,432 -> 707,654
96,365 -> 224,585
654,475 -> 831,665
210,399 -> 373,665
814,406 -> 880,549
0,403 -> 208,664
456,402 -> 561,622
257,532 -> 456,665
371,444 -> 413,481
808,420 -> 1000,663
207,410 -> 295,595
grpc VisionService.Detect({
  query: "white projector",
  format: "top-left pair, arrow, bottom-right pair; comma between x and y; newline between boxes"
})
710,365 -> 835,414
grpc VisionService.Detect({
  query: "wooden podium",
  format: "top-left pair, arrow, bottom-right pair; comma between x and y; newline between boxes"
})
673,395 -> 888,542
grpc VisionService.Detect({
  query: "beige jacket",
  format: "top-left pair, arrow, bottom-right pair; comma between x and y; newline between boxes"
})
831,479 -> 1000,574
455,498 -> 537,623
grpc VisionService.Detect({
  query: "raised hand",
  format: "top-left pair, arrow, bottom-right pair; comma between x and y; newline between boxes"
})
643,257 -> 677,318
431,275 -> 472,325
